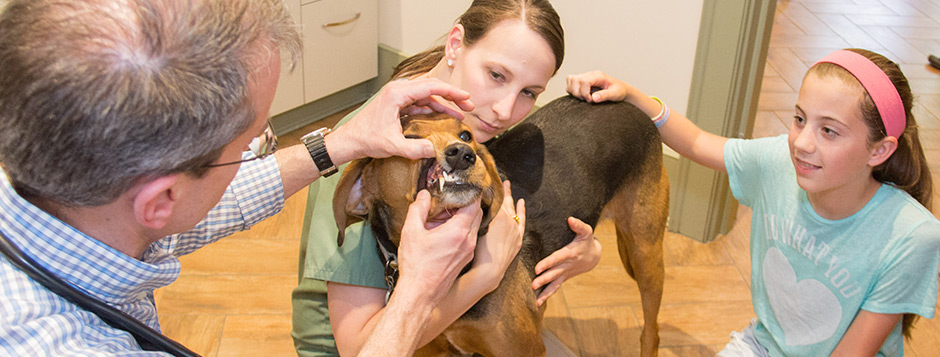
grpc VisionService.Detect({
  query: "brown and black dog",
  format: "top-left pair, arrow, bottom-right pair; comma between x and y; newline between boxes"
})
333,95 -> 669,356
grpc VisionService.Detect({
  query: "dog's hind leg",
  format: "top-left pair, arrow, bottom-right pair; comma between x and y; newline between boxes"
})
608,165 -> 669,357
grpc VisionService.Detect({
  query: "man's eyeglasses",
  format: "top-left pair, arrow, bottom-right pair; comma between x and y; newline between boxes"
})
204,121 -> 278,168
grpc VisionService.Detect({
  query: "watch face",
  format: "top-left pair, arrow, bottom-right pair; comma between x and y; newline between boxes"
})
302,127 -> 330,143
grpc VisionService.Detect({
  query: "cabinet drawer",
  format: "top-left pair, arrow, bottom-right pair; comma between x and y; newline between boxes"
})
301,0 -> 377,102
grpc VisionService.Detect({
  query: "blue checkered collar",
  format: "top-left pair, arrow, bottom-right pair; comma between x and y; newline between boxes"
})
0,169 -> 180,304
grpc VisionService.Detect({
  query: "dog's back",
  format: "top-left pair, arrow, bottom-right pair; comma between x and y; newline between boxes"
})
423,96 -> 668,357
487,95 -> 662,270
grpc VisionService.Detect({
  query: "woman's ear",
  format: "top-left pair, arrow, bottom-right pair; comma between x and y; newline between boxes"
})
869,136 -> 899,167
444,24 -> 465,65
132,174 -> 181,230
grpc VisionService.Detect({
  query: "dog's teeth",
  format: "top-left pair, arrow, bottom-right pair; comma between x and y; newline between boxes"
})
439,177 -> 444,191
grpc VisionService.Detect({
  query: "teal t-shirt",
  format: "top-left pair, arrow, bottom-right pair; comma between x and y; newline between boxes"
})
724,135 -> 940,356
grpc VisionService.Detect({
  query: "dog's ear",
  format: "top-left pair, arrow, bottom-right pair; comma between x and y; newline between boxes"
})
333,158 -> 372,246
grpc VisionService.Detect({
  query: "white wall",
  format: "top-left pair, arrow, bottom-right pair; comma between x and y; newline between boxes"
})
378,0 -> 469,55
378,1 -> 703,113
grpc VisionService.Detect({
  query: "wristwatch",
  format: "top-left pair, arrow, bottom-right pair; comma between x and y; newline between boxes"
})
301,127 -> 337,177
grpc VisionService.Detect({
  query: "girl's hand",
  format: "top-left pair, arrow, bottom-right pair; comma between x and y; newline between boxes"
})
531,217 -> 601,306
565,70 -> 636,104
472,181 -> 525,290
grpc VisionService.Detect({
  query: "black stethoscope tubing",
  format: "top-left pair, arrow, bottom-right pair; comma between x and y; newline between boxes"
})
0,230 -> 199,357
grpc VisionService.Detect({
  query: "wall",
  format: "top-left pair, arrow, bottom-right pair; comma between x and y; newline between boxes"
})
377,1 -> 704,115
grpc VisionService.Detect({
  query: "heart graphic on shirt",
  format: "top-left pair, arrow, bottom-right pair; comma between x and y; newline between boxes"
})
762,247 -> 841,346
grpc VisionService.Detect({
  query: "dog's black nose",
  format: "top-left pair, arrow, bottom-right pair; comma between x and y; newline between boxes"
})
444,143 -> 476,171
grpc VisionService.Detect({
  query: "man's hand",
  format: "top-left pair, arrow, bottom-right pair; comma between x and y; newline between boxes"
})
356,190 -> 482,356
397,189 -> 483,304
328,78 -> 475,165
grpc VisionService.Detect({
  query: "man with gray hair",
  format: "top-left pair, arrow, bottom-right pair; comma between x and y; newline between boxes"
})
0,0 -> 480,355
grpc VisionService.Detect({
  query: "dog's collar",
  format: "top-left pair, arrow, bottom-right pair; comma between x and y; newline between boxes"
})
375,233 -> 399,304
368,202 -> 401,303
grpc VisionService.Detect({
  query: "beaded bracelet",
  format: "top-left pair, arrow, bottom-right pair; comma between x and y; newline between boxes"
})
650,96 -> 671,128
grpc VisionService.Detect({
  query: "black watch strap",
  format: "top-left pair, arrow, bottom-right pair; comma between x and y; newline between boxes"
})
302,128 -> 337,177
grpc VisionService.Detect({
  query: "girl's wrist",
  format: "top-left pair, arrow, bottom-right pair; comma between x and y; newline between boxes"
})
620,80 -> 647,102
649,96 -> 671,128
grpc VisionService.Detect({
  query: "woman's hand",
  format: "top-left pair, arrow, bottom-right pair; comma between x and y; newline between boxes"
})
531,217 -> 601,306
471,181 -> 525,290
565,70 -> 636,104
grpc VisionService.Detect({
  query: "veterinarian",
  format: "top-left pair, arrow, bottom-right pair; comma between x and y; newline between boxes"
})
291,0 -> 606,355
0,0 -> 491,355
567,48 -> 939,356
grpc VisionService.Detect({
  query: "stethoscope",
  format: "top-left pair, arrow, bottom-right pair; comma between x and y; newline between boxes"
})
0,230 -> 200,357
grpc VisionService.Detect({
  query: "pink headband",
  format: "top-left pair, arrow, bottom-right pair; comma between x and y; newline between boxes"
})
814,50 -> 906,138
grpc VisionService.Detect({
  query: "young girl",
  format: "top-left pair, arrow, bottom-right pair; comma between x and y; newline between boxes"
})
567,48 -> 939,355
292,1 -> 603,355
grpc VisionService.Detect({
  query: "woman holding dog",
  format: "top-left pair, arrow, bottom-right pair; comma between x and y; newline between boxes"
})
567,48 -> 939,355
291,0 -> 604,355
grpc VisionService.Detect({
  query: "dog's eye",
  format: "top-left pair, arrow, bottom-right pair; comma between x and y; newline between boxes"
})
459,130 -> 472,142
404,134 -> 422,139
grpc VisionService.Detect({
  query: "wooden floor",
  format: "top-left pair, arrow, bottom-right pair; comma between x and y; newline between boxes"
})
155,0 -> 940,355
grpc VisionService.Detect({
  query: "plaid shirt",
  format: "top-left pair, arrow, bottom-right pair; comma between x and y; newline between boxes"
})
0,155 -> 285,356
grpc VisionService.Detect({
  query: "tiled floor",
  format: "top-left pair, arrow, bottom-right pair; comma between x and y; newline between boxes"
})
155,0 -> 940,355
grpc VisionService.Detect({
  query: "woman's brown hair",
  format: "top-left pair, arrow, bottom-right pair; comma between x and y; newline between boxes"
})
391,0 -> 564,80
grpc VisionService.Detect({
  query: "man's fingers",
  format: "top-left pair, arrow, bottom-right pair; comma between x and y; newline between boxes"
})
395,138 -> 435,160
450,197 -> 484,227
431,197 -> 483,239
423,100 -> 465,120
412,96 -> 474,119
400,106 -> 433,116
466,205 -> 483,242
404,190 -> 432,229
394,78 -> 471,109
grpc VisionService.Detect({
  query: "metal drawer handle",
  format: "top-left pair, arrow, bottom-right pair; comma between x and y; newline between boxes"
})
322,13 -> 361,28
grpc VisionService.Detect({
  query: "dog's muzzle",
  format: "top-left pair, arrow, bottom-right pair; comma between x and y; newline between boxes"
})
419,143 -> 479,193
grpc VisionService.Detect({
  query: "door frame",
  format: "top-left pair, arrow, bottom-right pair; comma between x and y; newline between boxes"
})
666,0 -> 777,242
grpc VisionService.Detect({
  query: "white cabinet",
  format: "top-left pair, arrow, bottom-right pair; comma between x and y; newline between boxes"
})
270,0 -> 305,115
302,0 -> 377,103
271,0 -> 377,116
